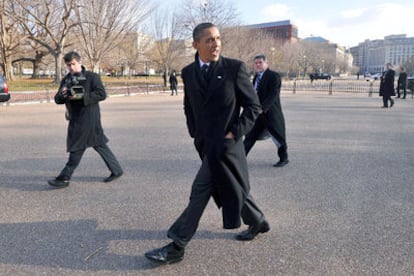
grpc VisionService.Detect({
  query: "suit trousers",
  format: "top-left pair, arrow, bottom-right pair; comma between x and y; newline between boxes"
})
397,85 -> 406,98
382,95 -> 394,107
59,143 -> 123,179
244,115 -> 288,161
167,156 -> 265,248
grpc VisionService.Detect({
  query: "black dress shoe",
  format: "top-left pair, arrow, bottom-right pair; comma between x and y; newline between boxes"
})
235,220 -> 270,241
273,160 -> 289,167
48,177 -> 70,188
145,242 -> 185,264
390,100 -> 394,107
103,172 -> 123,183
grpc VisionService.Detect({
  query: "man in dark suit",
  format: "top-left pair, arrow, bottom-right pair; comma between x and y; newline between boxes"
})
379,62 -> 395,108
145,23 -> 269,264
244,54 -> 289,167
397,67 -> 407,99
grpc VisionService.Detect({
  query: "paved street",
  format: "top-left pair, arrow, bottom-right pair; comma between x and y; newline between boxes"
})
1,92 -> 413,275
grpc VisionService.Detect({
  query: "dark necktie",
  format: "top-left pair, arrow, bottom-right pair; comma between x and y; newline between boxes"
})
255,74 -> 262,91
201,64 -> 209,80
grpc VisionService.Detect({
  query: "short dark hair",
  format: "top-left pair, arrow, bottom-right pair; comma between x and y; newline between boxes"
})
254,54 -> 267,61
63,51 -> 81,63
193,22 -> 216,42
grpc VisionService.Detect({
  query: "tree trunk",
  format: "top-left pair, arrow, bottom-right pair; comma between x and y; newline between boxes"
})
5,60 -> 14,81
54,52 -> 63,84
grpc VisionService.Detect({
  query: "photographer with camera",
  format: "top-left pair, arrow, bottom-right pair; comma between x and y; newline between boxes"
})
48,51 -> 123,188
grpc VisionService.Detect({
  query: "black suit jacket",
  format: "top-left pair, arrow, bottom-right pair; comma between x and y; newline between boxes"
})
253,68 -> 286,142
181,53 -> 261,228
398,72 -> 407,87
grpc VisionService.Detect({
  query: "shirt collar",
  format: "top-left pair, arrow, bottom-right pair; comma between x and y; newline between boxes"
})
198,58 -> 210,68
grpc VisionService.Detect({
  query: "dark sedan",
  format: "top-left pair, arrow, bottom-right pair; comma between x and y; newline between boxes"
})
310,72 -> 331,81
0,75 -> 10,102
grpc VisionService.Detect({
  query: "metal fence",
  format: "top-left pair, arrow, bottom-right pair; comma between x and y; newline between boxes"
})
283,79 -> 382,95
2,79 -> 413,106
1,83 -> 176,106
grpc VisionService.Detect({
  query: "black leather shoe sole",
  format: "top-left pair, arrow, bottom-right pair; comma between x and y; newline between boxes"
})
144,243 -> 184,264
235,220 -> 270,241
145,253 -> 184,265
103,172 -> 123,183
48,179 -> 70,188
273,160 -> 289,167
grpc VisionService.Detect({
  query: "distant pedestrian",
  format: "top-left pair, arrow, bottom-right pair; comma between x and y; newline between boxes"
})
397,67 -> 407,99
379,63 -> 395,108
162,71 -> 167,87
169,70 -> 178,95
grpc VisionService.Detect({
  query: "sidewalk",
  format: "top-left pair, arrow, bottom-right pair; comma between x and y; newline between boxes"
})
0,92 -> 413,274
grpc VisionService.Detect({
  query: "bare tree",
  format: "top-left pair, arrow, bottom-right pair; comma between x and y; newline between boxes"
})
147,7 -> 184,79
12,38 -> 51,79
401,57 -> 414,75
73,0 -> 153,73
221,26 -> 257,66
277,42 -> 302,78
14,0 -> 79,83
0,0 -> 25,80
175,0 -> 240,39
116,32 -> 141,77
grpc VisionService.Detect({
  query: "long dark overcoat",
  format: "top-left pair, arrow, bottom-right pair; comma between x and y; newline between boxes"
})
169,73 -> 178,91
379,69 -> 395,97
182,54 -> 261,229
253,68 -> 286,142
54,69 -> 108,152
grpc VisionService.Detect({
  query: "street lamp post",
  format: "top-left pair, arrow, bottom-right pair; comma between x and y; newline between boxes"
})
201,0 -> 208,21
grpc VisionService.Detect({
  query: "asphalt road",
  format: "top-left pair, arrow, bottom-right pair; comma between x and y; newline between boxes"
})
1,91 -> 413,275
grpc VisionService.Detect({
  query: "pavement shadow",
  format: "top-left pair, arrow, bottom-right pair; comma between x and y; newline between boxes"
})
0,219 -> 236,271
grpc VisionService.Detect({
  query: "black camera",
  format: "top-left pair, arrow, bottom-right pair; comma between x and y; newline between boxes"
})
65,74 -> 86,98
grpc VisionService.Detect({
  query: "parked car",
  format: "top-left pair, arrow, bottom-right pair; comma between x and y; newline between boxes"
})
309,72 -> 331,81
0,75 -> 10,102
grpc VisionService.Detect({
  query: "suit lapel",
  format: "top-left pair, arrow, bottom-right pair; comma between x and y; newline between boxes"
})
204,58 -> 225,103
189,56 -> 225,104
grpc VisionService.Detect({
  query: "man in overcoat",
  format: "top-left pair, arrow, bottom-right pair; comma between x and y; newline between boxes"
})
48,51 -> 123,188
379,62 -> 395,108
397,67 -> 407,99
169,70 -> 178,95
145,23 -> 270,264
244,54 -> 289,167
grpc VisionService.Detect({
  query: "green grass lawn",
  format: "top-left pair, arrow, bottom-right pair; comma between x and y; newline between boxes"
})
7,76 -> 166,92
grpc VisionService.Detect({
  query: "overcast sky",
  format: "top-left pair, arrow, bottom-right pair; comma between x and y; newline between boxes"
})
235,0 -> 414,47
